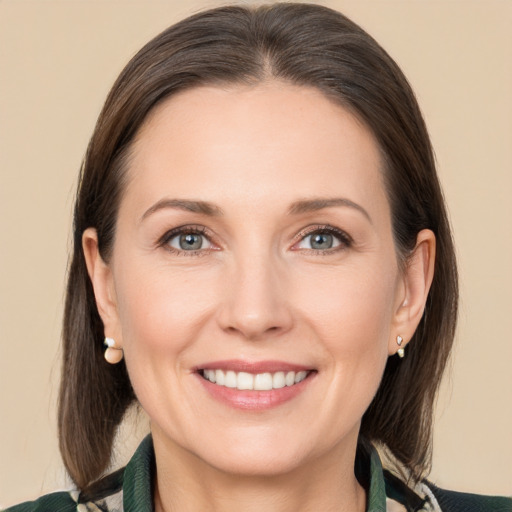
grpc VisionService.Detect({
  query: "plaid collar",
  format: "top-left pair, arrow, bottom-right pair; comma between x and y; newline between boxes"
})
79,435 -> 432,512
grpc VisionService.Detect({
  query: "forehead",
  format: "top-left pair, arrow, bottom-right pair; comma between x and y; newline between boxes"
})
123,82 -> 388,219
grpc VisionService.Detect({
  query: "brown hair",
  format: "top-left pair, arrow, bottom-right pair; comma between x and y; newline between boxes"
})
59,2 -> 458,490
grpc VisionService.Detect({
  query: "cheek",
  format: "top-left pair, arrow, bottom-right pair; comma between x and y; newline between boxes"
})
111,261 -> 221,421
293,257 -> 398,413
113,260 -> 219,357
283,259 -> 398,445
295,260 -> 398,352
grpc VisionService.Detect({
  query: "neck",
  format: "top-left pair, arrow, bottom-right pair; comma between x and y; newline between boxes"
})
152,429 -> 366,512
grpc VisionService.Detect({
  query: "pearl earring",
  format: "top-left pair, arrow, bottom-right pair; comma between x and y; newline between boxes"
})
104,337 -> 124,364
396,335 -> 405,358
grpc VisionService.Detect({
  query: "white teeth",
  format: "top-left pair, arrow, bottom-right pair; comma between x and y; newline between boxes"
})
254,372 -> 273,390
272,371 -> 286,389
224,370 -> 237,388
201,369 -> 310,390
237,372 -> 254,390
215,369 -> 225,386
295,371 -> 308,383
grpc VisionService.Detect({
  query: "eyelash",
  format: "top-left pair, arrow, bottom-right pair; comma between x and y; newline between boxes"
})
158,224 -> 352,256
158,225 -> 216,256
292,225 -> 353,254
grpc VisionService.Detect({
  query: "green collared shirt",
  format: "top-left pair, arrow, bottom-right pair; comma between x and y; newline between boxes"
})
4,436 -> 511,512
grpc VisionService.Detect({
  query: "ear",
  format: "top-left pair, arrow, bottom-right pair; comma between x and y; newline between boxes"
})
82,228 -> 123,346
389,229 -> 436,356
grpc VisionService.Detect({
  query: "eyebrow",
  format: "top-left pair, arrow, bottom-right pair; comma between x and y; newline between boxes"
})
288,198 -> 372,223
140,198 -> 223,222
140,197 -> 371,223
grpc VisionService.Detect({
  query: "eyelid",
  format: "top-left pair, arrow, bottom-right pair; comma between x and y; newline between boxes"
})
291,224 -> 353,252
158,224 -> 219,255
157,223 -> 351,255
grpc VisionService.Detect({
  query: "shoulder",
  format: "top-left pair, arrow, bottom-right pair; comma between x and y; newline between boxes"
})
425,483 -> 512,512
2,468 -> 124,512
3,435 -> 155,512
383,467 -> 512,512
2,491 -> 77,512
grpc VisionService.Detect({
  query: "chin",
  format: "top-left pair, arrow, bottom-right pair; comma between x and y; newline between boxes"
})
203,448 -> 309,478
183,426 -> 331,478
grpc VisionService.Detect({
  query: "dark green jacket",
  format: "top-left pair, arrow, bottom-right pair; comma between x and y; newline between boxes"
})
4,436 -> 511,512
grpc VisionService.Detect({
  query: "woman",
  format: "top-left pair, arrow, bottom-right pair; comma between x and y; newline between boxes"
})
5,3 -> 511,512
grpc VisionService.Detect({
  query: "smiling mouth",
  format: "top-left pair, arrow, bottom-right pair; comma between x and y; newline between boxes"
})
199,369 -> 312,391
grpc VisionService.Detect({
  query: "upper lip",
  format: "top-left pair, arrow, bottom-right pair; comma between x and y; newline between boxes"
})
194,360 -> 314,374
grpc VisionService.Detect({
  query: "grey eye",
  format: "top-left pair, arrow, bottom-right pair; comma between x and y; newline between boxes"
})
169,232 -> 211,251
295,230 -> 343,251
309,233 -> 334,250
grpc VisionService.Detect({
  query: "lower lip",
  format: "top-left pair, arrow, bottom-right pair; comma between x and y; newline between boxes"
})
195,372 -> 315,410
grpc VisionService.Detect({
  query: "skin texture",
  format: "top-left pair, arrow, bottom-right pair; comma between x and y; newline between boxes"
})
83,82 -> 435,512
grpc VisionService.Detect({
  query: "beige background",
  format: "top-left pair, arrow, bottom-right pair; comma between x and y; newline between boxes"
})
1,0 -> 511,507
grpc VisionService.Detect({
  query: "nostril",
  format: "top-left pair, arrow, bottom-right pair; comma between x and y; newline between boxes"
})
223,323 -> 285,340
216,281 -> 294,339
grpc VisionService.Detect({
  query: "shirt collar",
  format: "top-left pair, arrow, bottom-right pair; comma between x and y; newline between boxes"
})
123,435 -> 155,512
366,447 -> 388,512
122,435 -> 392,512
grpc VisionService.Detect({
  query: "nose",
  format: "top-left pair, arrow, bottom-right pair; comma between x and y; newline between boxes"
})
217,251 -> 293,340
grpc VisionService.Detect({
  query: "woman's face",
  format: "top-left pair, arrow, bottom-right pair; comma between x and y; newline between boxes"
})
89,83 -> 418,476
